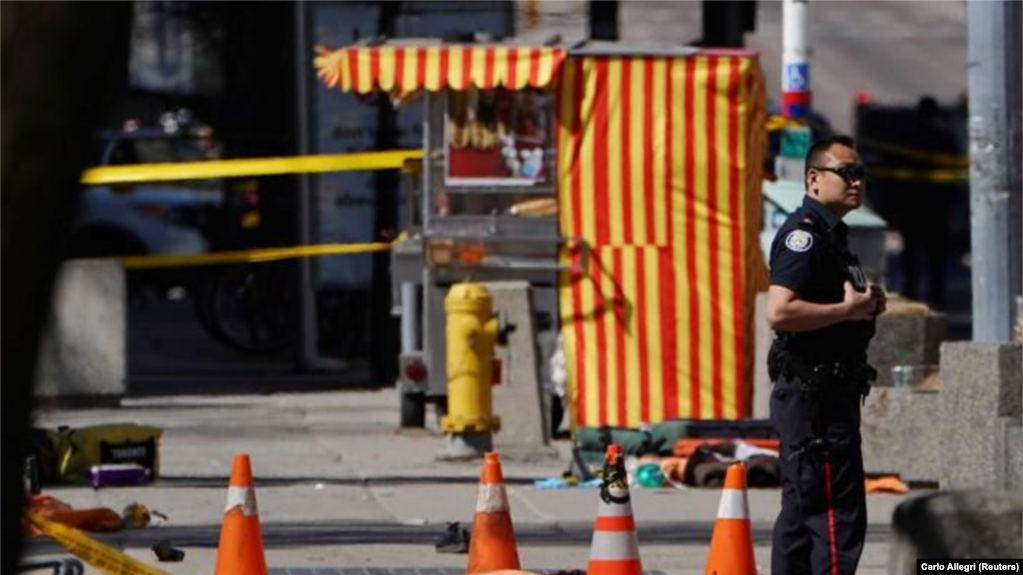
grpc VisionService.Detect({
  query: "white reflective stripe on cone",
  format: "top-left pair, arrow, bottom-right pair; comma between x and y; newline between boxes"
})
476,483 -> 510,513
595,488 -> 634,517
589,531 -> 641,560
225,486 -> 259,516
716,488 -> 749,520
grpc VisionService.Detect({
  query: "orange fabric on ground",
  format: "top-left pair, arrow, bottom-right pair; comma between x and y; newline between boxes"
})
23,494 -> 122,536
865,476 -> 909,494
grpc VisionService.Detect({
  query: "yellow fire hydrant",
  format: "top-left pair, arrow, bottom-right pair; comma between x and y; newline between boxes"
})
440,282 -> 503,458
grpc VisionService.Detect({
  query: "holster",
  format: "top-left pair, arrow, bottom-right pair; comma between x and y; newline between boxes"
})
767,341 -> 787,382
771,345 -> 878,428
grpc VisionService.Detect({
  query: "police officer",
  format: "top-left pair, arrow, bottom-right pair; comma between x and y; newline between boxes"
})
767,135 -> 886,575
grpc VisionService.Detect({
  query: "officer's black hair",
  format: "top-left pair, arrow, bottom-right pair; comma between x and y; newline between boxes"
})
806,133 -> 855,193
804,135 -> 858,190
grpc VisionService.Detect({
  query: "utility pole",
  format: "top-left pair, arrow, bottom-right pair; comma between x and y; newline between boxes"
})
588,1 -> 619,41
781,0 -> 810,119
294,0 -> 320,370
968,0 -> 1023,342
372,1 -> 402,384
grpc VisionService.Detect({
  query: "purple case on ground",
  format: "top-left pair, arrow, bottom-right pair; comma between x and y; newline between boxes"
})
87,463 -> 151,488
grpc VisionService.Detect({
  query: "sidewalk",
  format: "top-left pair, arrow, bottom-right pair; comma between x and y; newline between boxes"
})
25,388 -> 919,575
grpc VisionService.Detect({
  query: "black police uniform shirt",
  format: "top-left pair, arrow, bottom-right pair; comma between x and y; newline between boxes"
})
769,195 -> 875,363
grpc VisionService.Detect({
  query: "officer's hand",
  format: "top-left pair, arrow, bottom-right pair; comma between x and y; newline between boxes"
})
869,284 -> 887,316
843,281 -> 876,320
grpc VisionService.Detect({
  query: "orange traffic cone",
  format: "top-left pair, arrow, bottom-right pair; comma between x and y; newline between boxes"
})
587,445 -> 642,575
466,452 -> 521,574
704,462 -> 756,575
466,452 -> 519,572
213,454 -> 268,575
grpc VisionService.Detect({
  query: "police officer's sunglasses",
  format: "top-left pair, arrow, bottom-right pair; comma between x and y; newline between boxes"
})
810,164 -> 867,184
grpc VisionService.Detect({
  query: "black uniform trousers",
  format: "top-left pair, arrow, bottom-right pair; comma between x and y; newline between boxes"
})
770,374 -> 867,575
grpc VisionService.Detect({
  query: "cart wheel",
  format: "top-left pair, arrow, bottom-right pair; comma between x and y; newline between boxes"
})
207,262 -> 297,355
400,391 -> 426,428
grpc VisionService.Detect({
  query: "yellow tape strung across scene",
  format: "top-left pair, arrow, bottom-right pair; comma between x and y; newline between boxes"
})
858,137 -> 969,168
869,166 -> 968,184
26,512 -> 175,575
81,149 -> 423,185
764,119 -> 969,171
110,235 -> 405,270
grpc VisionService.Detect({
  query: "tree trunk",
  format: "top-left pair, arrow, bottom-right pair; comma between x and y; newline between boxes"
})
1,3 -> 132,571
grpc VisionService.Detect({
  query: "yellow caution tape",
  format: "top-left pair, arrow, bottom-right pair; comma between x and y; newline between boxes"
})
764,120 -> 969,170
88,234 -> 406,270
869,166 -> 968,184
858,137 -> 968,168
81,149 -> 423,185
25,512 -> 176,575
766,115 -> 807,132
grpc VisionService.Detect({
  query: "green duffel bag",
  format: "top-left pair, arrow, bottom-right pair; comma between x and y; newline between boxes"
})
575,419 -> 693,457
648,420 -> 692,454
574,426 -> 655,457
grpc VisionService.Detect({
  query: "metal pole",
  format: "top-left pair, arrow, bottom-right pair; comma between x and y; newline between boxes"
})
968,0 -> 1023,342
294,0 -> 319,368
782,0 -> 811,119
400,282 -> 419,353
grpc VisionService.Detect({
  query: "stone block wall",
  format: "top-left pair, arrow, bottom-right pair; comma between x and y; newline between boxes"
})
35,261 -> 126,399
939,342 -> 1023,491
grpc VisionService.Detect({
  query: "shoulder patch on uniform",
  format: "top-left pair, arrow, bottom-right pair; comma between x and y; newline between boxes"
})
784,229 -> 814,253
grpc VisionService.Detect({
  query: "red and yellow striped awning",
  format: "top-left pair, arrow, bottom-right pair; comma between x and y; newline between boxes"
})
557,52 -> 767,427
314,45 -> 566,94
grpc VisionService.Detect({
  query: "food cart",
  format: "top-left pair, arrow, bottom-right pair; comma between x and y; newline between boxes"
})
315,40 -> 768,429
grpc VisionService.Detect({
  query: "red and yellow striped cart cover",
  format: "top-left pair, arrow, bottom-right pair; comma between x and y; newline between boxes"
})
557,52 -> 766,427
314,45 -> 768,427
315,45 -> 566,94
